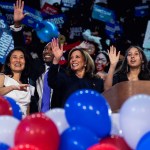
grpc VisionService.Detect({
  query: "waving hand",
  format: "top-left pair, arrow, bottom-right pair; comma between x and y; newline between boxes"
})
107,45 -> 120,67
51,38 -> 64,64
14,0 -> 28,24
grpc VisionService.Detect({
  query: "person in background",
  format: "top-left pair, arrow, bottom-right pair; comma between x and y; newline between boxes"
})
75,40 -> 100,60
48,38 -> 104,108
0,47 -> 34,117
104,45 -> 150,90
95,51 -> 110,80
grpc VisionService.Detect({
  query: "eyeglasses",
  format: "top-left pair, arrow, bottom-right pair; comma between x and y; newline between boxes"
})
95,58 -> 107,63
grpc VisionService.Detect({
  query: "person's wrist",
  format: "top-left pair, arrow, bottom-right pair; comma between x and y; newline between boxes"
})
14,22 -> 21,28
53,57 -> 60,64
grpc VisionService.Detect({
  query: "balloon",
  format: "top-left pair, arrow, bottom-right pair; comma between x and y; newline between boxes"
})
59,126 -> 99,150
87,143 -> 119,150
36,21 -> 59,42
4,96 -> 22,120
120,94 -> 150,149
9,144 -> 40,150
0,115 -> 20,147
65,89 -> 112,138
136,131 -> 150,150
45,108 -> 69,134
100,135 -> 131,150
14,113 -> 59,150
111,113 -> 122,136
0,142 -> 10,150
0,96 -> 13,116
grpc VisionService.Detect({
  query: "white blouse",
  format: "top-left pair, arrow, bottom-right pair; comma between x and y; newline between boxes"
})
4,75 -> 33,117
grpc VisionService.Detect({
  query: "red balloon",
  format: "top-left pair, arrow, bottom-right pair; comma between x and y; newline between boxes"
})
88,143 -> 119,150
9,144 -> 40,150
100,135 -> 131,150
14,113 -> 60,150
0,96 -> 13,115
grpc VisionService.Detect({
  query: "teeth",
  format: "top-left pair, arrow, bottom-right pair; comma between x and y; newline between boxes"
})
45,55 -> 51,58
72,63 -> 78,67
15,63 -> 21,67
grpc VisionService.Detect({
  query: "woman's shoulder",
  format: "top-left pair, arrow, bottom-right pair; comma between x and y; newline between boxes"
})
0,74 -> 12,80
0,73 -> 5,79
113,73 -> 128,85
0,73 -> 5,87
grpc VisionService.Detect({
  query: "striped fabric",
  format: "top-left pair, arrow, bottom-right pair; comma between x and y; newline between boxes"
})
36,65 -> 52,112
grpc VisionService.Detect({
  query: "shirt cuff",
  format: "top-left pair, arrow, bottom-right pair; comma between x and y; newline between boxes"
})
10,25 -> 22,32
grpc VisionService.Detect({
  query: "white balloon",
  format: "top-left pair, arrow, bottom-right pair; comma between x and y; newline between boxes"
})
120,94 -> 150,149
0,115 -> 20,146
45,108 -> 69,134
111,113 -> 122,136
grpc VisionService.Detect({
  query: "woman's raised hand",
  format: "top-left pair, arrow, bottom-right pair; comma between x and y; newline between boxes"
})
107,45 -> 120,67
51,38 -> 64,64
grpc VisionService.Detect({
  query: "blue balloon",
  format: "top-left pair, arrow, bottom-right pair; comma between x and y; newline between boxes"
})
59,126 -> 99,150
136,132 -> 150,150
36,20 -> 59,42
65,89 -> 112,138
4,96 -> 22,120
0,142 -> 10,150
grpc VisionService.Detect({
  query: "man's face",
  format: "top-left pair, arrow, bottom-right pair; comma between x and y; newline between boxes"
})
23,31 -> 32,45
43,43 -> 54,63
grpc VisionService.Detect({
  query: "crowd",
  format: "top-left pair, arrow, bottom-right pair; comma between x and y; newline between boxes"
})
0,0 -> 150,117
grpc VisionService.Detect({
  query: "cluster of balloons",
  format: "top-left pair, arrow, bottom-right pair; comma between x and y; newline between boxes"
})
0,96 -> 22,120
1,90 -> 150,150
120,94 -> 150,150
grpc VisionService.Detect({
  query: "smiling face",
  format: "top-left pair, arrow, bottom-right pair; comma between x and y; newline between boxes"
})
95,53 -> 108,72
23,31 -> 32,45
43,42 -> 54,63
69,50 -> 86,73
9,50 -> 25,73
127,47 -> 143,69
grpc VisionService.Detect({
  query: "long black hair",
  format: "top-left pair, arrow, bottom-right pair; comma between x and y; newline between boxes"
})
3,47 -> 30,84
116,45 -> 150,80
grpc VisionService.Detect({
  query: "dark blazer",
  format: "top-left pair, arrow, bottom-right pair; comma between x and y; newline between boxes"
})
48,64 -> 104,108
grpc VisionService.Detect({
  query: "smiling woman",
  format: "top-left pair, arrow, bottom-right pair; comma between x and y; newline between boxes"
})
47,38 -> 104,108
0,47 -> 34,117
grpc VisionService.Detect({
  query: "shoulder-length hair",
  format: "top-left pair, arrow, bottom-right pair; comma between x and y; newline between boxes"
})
3,47 -> 30,84
67,48 -> 95,77
117,45 -> 150,79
